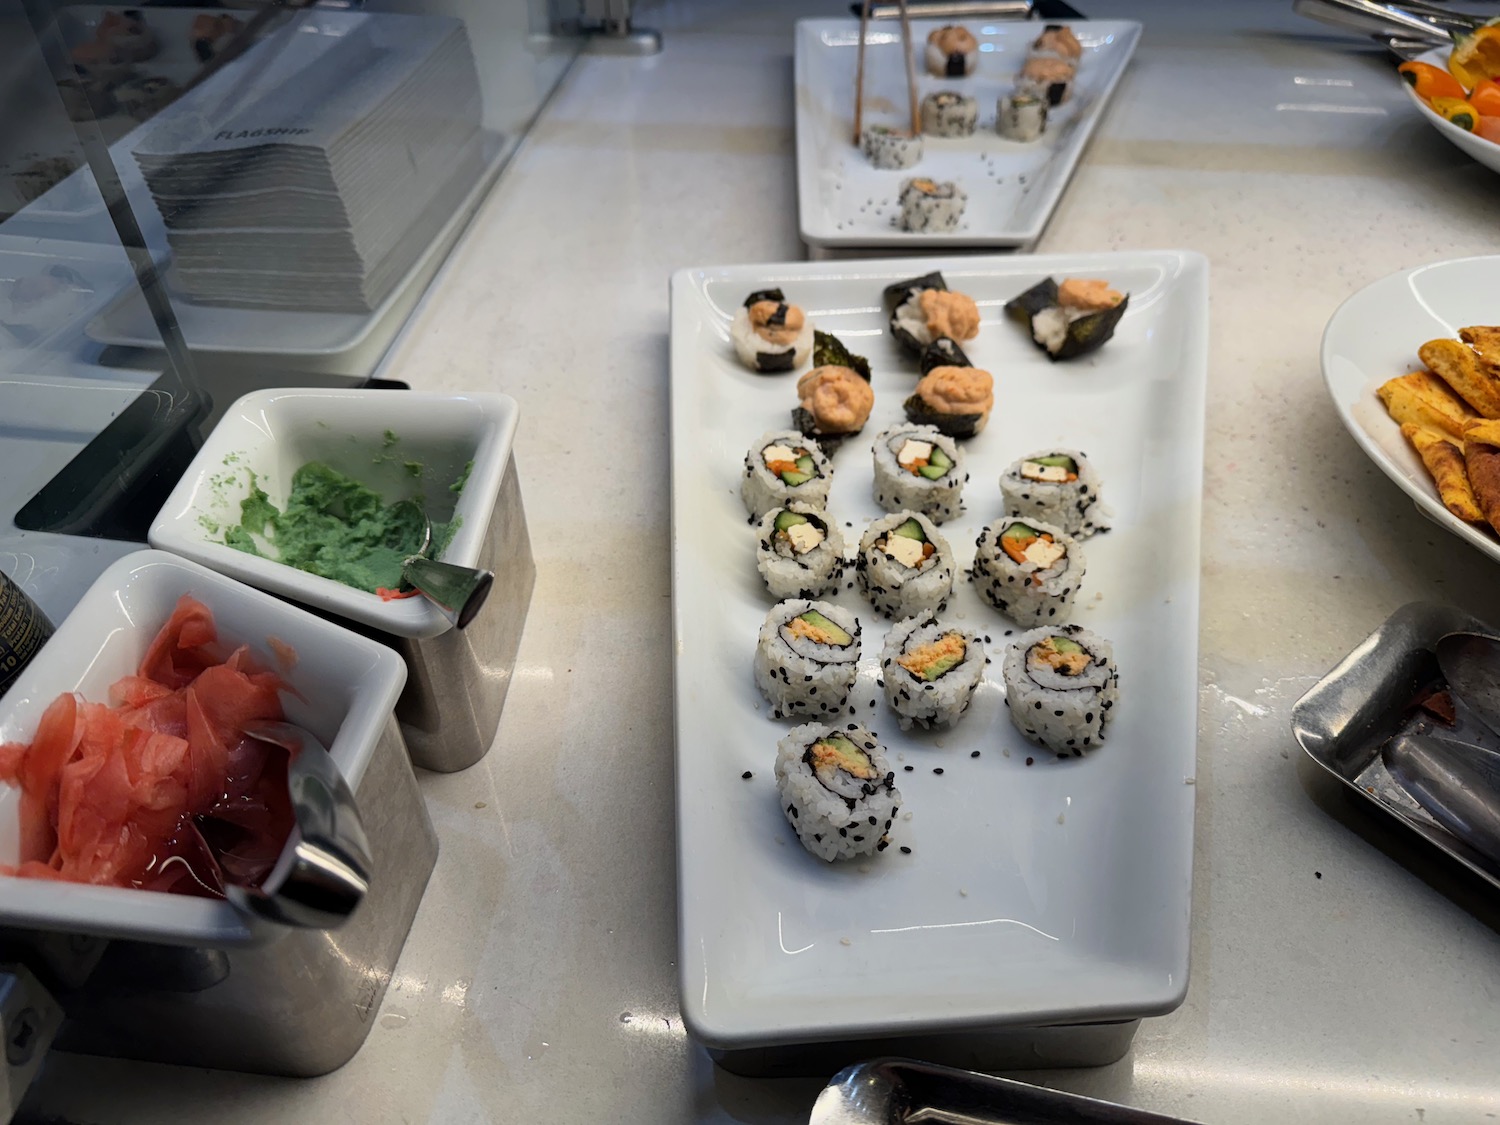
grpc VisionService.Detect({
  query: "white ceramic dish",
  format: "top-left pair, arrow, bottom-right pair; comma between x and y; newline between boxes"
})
670,251 -> 1208,1049
149,388 -> 519,639
1400,47 -> 1500,177
794,19 -> 1141,250
0,549 -> 406,946
1322,254 -> 1500,563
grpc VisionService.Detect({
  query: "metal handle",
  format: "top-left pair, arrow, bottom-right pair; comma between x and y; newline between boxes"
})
402,555 -> 494,631
858,0 -> 1033,19
1292,0 -> 1457,44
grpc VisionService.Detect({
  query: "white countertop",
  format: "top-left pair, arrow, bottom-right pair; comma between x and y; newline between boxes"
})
23,0 -> 1500,1122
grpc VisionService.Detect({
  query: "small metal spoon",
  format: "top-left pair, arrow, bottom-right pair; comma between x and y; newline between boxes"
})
387,499 -> 494,630
1383,732 -> 1500,867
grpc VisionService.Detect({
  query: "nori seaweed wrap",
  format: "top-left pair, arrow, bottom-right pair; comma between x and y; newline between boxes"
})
811,329 -> 872,381
793,335 -> 876,453
883,271 -> 948,356
918,336 -> 973,375
1004,276 -> 1129,362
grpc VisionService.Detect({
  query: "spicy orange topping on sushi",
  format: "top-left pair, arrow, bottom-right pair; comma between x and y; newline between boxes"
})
748,298 -> 806,346
1057,278 -> 1124,311
928,25 -> 977,54
1022,55 -> 1076,83
918,289 -> 980,341
912,365 -> 993,419
1034,25 -> 1083,59
797,366 -> 874,434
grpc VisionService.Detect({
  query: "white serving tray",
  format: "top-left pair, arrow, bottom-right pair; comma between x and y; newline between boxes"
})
1322,254 -> 1500,564
670,251 -> 1207,1050
794,19 -> 1141,250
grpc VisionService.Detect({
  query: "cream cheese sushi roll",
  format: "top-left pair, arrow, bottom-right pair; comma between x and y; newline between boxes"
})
730,288 -> 814,373
861,125 -> 923,169
997,91 -> 1048,141
857,511 -> 954,619
880,612 -> 984,730
1002,625 -> 1118,755
742,430 -> 833,519
775,723 -> 902,861
999,448 -> 1110,537
899,178 -> 967,234
925,25 -> 978,78
884,272 -> 981,357
754,600 -> 862,719
920,90 -> 979,137
971,516 -> 1085,626
755,502 -> 845,599
1015,55 -> 1076,106
872,422 -> 966,522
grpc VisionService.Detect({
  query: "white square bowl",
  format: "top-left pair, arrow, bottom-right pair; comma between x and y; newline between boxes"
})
0,549 -> 407,947
148,389 -> 520,639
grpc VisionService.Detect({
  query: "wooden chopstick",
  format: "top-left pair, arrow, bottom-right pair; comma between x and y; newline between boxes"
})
853,0 -> 872,144
896,0 -> 920,135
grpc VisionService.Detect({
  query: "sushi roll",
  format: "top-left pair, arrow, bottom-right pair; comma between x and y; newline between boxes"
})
997,91 -> 1048,141
189,13 -> 243,62
925,25 -> 978,78
755,503 -> 845,599
754,600 -> 862,720
775,723 -> 902,861
97,9 -> 160,62
69,40 -> 132,87
971,516 -> 1085,626
1015,56 -> 1076,106
1002,625 -> 1118,755
792,332 -> 874,452
920,90 -> 979,137
872,423 -> 966,522
884,272 -> 981,357
880,612 -> 984,730
856,511 -> 954,619
861,125 -> 923,170
742,431 -> 833,519
1005,276 -> 1128,361
899,178 -> 967,234
112,74 -> 179,121
1030,24 -> 1083,63
903,363 -> 994,439
731,289 -> 814,373
999,449 -> 1110,537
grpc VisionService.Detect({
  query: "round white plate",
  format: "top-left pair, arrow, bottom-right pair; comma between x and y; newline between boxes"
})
1321,254 -> 1500,564
1400,46 -> 1500,176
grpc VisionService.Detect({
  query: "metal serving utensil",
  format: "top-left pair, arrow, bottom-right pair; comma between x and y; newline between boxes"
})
387,498 -> 494,630
1437,632 -> 1500,737
1291,0 -> 1465,47
1383,732 -> 1500,866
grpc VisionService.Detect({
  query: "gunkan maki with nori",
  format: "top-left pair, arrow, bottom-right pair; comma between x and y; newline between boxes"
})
884,272 -> 981,359
731,288 -> 815,373
1005,276 -> 1128,361
793,335 -> 875,453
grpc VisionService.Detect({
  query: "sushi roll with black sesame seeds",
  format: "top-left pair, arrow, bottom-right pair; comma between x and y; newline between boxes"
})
754,600 -> 862,719
742,430 -> 833,519
861,125 -> 923,169
1002,625 -> 1118,754
920,90 -> 978,137
730,288 -> 814,373
999,448 -> 1110,537
880,612 -> 983,730
856,510 -> 954,619
775,722 -> 902,861
971,516 -> 1085,626
997,91 -> 1048,141
756,503 -> 845,599
899,177 -> 967,234
872,423 -> 965,521
884,272 -> 981,358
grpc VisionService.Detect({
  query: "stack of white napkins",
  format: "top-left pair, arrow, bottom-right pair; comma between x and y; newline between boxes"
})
132,10 -> 483,315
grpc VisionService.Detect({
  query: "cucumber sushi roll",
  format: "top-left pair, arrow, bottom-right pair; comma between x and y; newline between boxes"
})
730,289 -> 814,373
754,600 -> 862,720
999,448 -> 1110,537
900,178 -> 967,234
1030,24 -> 1083,63
1005,277 -> 1128,361
925,25 -> 978,78
793,333 -> 875,453
997,91 -> 1048,141
861,125 -> 923,169
1016,56 -> 1076,106
775,722 -> 902,861
971,516 -> 1085,626
742,431 -> 833,519
872,423 -> 966,522
920,90 -> 979,137
755,503 -> 845,599
903,364 -> 994,439
884,272 -> 981,358
1002,625 -> 1118,755
880,612 -> 984,730
857,510 -> 954,619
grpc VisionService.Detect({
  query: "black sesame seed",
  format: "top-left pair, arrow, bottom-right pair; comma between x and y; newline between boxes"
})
904,765 -> 914,772
741,771 -> 753,779
971,750 -> 980,758
933,767 -> 944,775
900,846 -> 912,854
1026,757 -> 1034,766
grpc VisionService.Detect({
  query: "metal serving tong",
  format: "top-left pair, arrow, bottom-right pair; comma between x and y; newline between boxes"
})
1293,0 -> 1488,54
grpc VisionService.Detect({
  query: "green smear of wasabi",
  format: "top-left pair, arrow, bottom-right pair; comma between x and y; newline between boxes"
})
450,459 -> 473,494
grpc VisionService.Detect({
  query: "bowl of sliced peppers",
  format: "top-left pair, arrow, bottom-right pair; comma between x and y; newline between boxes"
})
1399,22 -> 1500,173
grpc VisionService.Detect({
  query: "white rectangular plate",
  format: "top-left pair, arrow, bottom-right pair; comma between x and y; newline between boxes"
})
671,251 -> 1207,1050
795,19 -> 1141,250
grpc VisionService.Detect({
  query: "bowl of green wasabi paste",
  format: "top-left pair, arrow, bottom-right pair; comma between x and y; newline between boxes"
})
149,388 -> 519,639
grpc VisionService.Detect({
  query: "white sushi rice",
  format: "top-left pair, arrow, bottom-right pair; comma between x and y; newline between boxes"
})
755,502 -> 845,599
920,91 -> 978,137
775,723 -> 902,861
742,430 -> 833,519
730,305 -> 814,373
997,92 -> 1048,141
872,423 -> 966,522
880,612 -> 984,730
861,126 -> 923,169
999,448 -> 1111,537
900,179 -> 967,234
891,289 -> 937,350
857,510 -> 955,619
971,516 -> 1086,626
1002,624 -> 1118,755
754,599 -> 862,719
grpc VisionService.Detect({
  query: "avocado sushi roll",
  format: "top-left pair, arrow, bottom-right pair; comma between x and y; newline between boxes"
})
903,364 -> 994,439
885,272 -> 981,358
872,422 -> 966,522
856,510 -> 954,619
880,612 -> 984,730
731,289 -> 815,373
1002,625 -> 1118,755
792,332 -> 875,452
971,516 -> 1085,626
755,502 -> 845,599
754,600 -> 862,719
1005,276 -> 1128,361
861,124 -> 923,169
900,178 -> 967,234
920,90 -> 979,137
742,430 -> 833,519
999,448 -> 1110,537
775,722 -> 902,861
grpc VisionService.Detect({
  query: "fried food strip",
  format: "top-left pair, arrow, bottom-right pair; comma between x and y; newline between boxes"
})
1402,423 -> 1485,522
1463,418 -> 1500,532
1419,338 -> 1500,418
1377,370 -> 1476,441
1459,326 -> 1500,365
